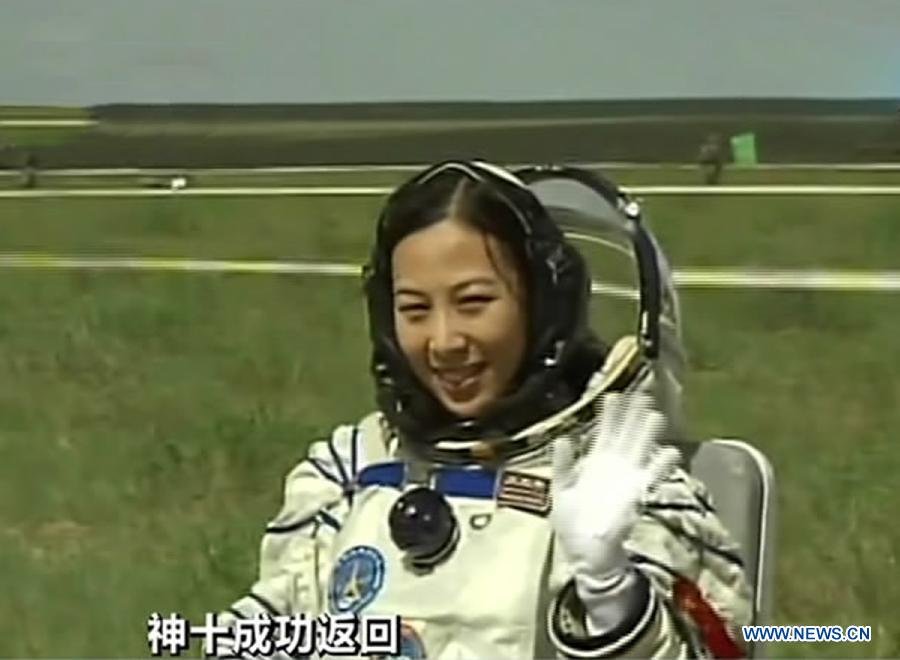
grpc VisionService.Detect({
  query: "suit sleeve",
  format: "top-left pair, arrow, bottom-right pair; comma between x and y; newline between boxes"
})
214,413 -> 388,658
548,469 -> 753,658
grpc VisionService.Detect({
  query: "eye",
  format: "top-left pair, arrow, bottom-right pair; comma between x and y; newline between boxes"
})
396,302 -> 429,319
458,295 -> 495,310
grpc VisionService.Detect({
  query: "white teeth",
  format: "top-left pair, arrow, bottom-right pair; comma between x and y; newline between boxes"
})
435,365 -> 483,386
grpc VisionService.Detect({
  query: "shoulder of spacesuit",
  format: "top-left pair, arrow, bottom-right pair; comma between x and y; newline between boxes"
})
264,411 -> 394,531
350,410 -> 397,463
297,410 -> 395,478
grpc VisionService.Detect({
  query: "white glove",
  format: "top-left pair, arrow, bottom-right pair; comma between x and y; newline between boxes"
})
550,393 -> 681,632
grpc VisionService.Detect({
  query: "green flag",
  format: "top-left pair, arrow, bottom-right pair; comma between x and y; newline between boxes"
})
730,132 -> 758,165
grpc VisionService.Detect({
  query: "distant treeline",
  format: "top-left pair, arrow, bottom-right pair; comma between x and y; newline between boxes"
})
91,98 -> 900,122
2,99 -> 898,168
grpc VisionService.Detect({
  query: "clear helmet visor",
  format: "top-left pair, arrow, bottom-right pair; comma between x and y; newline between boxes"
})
519,167 -> 687,435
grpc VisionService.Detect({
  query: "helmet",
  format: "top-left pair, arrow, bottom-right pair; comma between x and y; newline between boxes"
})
515,164 -> 686,440
363,160 -> 606,461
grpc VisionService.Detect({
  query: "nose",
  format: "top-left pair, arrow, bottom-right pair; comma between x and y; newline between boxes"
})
428,311 -> 468,361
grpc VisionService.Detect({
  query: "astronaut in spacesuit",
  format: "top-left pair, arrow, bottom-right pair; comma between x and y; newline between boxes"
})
220,160 -> 752,659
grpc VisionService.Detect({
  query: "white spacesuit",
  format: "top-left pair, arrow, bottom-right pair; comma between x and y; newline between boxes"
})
221,354 -> 751,658
219,162 -> 752,659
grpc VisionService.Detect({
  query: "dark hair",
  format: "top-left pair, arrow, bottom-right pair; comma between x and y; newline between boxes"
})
377,169 -> 533,305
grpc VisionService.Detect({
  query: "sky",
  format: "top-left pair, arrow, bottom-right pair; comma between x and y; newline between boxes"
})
1,0 -> 899,105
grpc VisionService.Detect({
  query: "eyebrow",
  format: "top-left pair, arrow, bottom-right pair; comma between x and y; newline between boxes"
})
393,277 -> 499,297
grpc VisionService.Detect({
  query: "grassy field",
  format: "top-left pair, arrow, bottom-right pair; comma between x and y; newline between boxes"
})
0,107 -> 90,118
0,108 -> 93,153
0,177 -> 898,657
4,163 -> 900,192
0,191 -> 898,270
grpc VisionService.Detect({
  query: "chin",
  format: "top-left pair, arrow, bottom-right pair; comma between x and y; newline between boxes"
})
439,396 -> 495,421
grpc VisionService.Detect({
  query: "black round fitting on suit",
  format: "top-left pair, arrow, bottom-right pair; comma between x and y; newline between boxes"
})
388,487 -> 459,569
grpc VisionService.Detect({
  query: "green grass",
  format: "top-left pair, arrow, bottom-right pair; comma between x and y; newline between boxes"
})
0,197 -> 381,262
0,106 -> 90,119
642,195 -> 900,270
0,186 -> 898,656
0,106 -> 93,151
6,165 -> 900,192
1,192 -> 898,271
681,290 -> 899,657
0,128 -> 90,150
0,272 -> 373,657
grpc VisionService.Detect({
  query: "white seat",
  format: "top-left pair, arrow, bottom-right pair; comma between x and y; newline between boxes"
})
688,439 -> 777,657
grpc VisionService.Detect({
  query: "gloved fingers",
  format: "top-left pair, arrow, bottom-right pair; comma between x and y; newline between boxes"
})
593,392 -> 629,455
591,392 -> 663,462
586,393 -> 623,460
625,404 -> 667,467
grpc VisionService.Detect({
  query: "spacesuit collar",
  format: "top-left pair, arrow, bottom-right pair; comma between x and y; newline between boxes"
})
415,338 -> 644,465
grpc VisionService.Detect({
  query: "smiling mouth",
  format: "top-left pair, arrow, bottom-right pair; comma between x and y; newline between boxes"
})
432,364 -> 486,392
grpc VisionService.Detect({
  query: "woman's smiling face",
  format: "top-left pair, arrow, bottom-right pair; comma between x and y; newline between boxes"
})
391,216 -> 528,419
